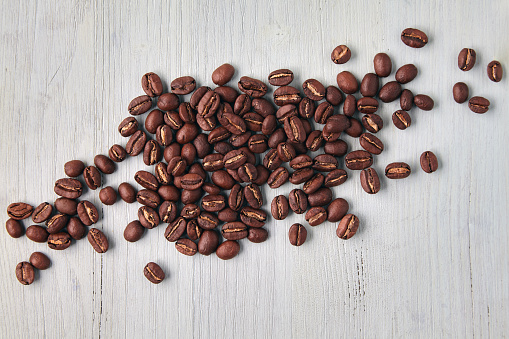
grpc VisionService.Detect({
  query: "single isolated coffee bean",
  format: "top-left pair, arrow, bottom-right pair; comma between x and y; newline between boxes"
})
487,60 -> 503,82
7,203 -> 33,220
128,95 -> 152,115
331,45 -> 351,64
99,186 -> 117,205
67,217 -> 87,240
6,218 -> 24,238
413,94 -> 434,111
401,28 -> 428,48
458,48 -> 476,71
288,189 -> 308,214
453,82 -> 469,103
336,71 -> 358,94
77,201 -> 99,226
337,214 -> 359,240
345,150 -> 373,170
94,154 -> 115,174
268,69 -> 294,86
171,76 -> 196,95
87,228 -> 108,253
395,64 -> 418,84
373,53 -> 392,77
109,144 -> 127,162
216,240 -> 240,260
144,262 -> 165,284
420,151 -> 438,173
359,133 -> 384,154
83,166 -> 101,190
392,110 -> 412,130
48,232 -> 72,250
289,223 -> 307,246
468,96 -> 490,114
305,207 -> 327,226
26,225 -> 49,243
385,162 -> 411,179
360,168 -> 381,194
32,202 -> 53,223
141,72 -> 163,97
64,160 -> 85,177
327,198 -> 349,222
175,239 -> 198,256
118,182 -> 136,203
271,195 -> 289,220
212,63 -> 235,86
29,252 -> 51,270
16,262 -> 35,285
248,228 -> 268,243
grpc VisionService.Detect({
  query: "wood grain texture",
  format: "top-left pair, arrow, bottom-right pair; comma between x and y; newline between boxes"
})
1,0 -> 508,338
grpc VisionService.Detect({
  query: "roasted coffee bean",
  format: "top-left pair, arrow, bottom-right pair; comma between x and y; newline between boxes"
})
201,194 -> 226,213
48,232 -> 72,250
240,207 -> 267,228
337,214 -> 359,239
392,110 -> 411,130
142,72 -> 163,97
268,69 -> 294,86
343,94 -> 356,117
247,134 -> 268,154
233,94 -> 251,116
212,63 -> 235,85
385,162 -> 411,179
77,201 -> 98,226
289,154 -> 313,170
203,154 -> 224,172
158,92 -> 180,111
26,225 -> 49,243
360,167 -> 381,194
244,184 -> 263,209
270,195 -> 290,221
54,178 -> 83,199
359,133 -> 384,155
288,223 -> 307,246
197,91 -> 220,118
153,163 -> 170,185
361,114 -> 384,133
269,129 -> 288,150
238,76 -> 268,98
171,76 -> 196,95
296,98 -> 314,120
248,228 -> 268,243
325,114 -> 351,133
16,262 -> 35,285
360,73 -> 379,97
222,113 -> 247,136
267,167 -> 289,189
251,98 -> 275,118
414,94 -> 434,111
458,48 -> 476,71
313,154 -> 338,172
216,240 -> 240,260
118,182 -> 136,203
401,28 -> 428,48
487,60 -> 503,82
420,151 -> 438,173
302,79 -> 325,101
184,220 -> 201,241
109,144 -> 127,162
144,262 -> 165,284
128,95 -> 152,115
134,170 -> 159,191
159,185 -> 180,202
453,82 -> 469,103
276,105 -> 297,125
136,189 -> 161,209
284,116 -> 306,143
327,198 -> 349,222
221,221 -> 248,240
215,86 -> 238,103
230,132 -> 252,147
197,212 -> 219,230
396,64 -> 418,84
32,202 -> 52,223
263,149 -> 282,171
303,173 -> 324,195
176,123 -> 199,144
261,115 -> 277,137
211,170 -> 235,190
166,157 -> 187,178
322,128 -> 341,143
345,118 -> 363,138
325,169 -> 348,187
218,208 -> 238,223
305,207 -> 327,226
228,184 -> 244,211
379,81 -> 402,103
189,87 -> 210,110
145,109 -> 165,134
277,142 -> 296,162
243,112 -> 264,132
314,102 -> 334,124
46,213 -> 69,234
126,130 -> 147,156
178,102 -> 196,123
192,134 -> 210,159
324,86 -> 343,107
324,140 -> 348,157
374,53 -> 392,77
198,230 -> 220,255
6,218 -> 24,238
139,206 -> 160,229
238,163 -> 258,182
157,201 -> 177,224
67,217 -> 87,240
400,89 -> 414,111
331,45 -> 351,64
273,86 -> 301,106
307,187 -> 333,207
288,189 -> 308,214
222,149 -> 246,170
163,111 -> 183,131
336,71 -> 358,94
345,150 -> 373,170
29,252 -> 51,270
94,154 -> 115,174
82,166 -> 101,190
64,160 -> 85,177
175,238 -> 198,256
179,173 -> 203,190
124,220 -> 145,242
289,168 -> 314,185
468,96 -> 490,114
118,117 -> 138,137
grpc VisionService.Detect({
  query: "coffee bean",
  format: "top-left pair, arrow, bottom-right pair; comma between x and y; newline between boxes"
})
248,228 -> 268,243
401,28 -> 428,48
178,102 -> 196,123
247,135 -> 268,154
360,168 -> 381,194
211,170 -> 235,190
233,94 -> 251,116
118,182 -> 136,203
296,98 -> 314,120
186,220 -> 202,241
271,195 -> 289,220
275,142 -> 295,162
208,127 -> 231,146
222,113 -> 248,136
305,207 -> 327,226
337,214 -> 359,239
267,167 -> 289,189
83,166 -> 101,190
303,173 -> 324,194
158,92 -> 180,111
178,173 -> 203,191
67,217 -> 87,240
197,212 -> 219,230
77,201 -> 98,226
217,208 -> 237,223
128,95 -> 152,115
230,132 -> 252,147
144,262 -> 165,284
136,189 -> 160,209
458,48 -> 476,71
414,94 -> 434,111
468,96 -> 490,114
216,240 -> 240,260
289,154 -> 313,170
198,230 -> 220,255
303,79 -> 325,101
453,82 -> 469,103
487,60 -> 503,82
163,112 -> 183,131
357,97 -> 379,114
226,184 -> 243,212
201,194 -> 226,212
134,171 -> 159,191
324,169 -> 348,187
287,189 -> 307,214
327,198 -> 349,222
283,116 -> 306,144
313,154 -> 338,172
378,81 -> 402,103
139,206 -> 160,229
289,168 -> 314,185
238,163 -> 258,182
331,45 -> 351,64
45,213 -> 69,234
242,112 -> 263,132
141,72 -> 163,97
361,114 -> 383,133
346,118 -> 363,138
420,151 -> 438,173
16,262 -> 35,285
177,123 -> 200,144
156,202 -> 176,224
171,76 -> 196,95
64,160 -> 85,177
400,89 -> 414,111
26,225 -> 49,243
240,207 -> 267,228
221,222 -> 248,240
108,144 -> 127,162
197,91 -> 220,118
385,162 -> 411,179
118,117 -> 138,138
94,154 -> 115,174
396,64 -> 418,84
32,202 -> 52,223
126,130 -> 147,156
222,149 -> 246,170
29,252 -> 51,270
238,76 -> 268,98
345,150 -> 373,170
250,98 -> 274,118
260,116 -> 277,137
392,110 -> 412,130
212,63 -> 235,85
145,109 -> 165,134
359,133 -> 384,155
336,71 -> 358,94
273,86 -> 301,106
54,178 -> 83,199
174,238 -> 198,256
244,183 -> 263,209
268,69 -> 294,86
359,73 -> 379,97
214,86 -> 238,104
342,94 -> 356,117
323,140 -> 347,157
6,218 -> 24,238
374,53 -> 392,77
289,223 -> 307,246
307,187 -> 333,207
263,149 -> 282,170
48,232 -> 72,250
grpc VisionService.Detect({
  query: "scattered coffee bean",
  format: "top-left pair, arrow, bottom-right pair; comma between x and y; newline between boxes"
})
385,162 -> 411,179
345,150 -> 373,170
331,45 -> 351,64
139,206 -> 160,229
16,262 -> 35,285
289,223 -> 307,246
144,262 -> 165,284
361,114 -> 383,133
288,189 -> 308,214
238,76 -> 268,98
6,218 -> 24,238
458,48 -> 476,71
211,170 -> 235,190
413,94 -> 434,111
143,140 -> 162,166
313,154 -> 338,172
374,53 -> 392,77
76,201 -> 98,226
360,167 -> 381,194
145,109 -> 165,134
126,130 -> 147,156
274,86 -> 301,106
128,95 -> 152,115
392,110 -> 412,130
221,222 -> 248,240
118,117 -> 138,137
268,69 -> 294,86
327,198 -> 349,222
197,212 -> 219,230
400,89 -> 414,111
248,228 -> 268,243
216,240 -> 240,260
118,182 -> 136,203
45,213 -> 69,234
378,81 -> 402,103
360,73 -> 379,97
198,230 -> 220,255
244,183 -> 263,209
67,217 -> 87,240
336,71 -> 358,94
453,82 -> 469,103
135,170 -> 159,191
324,169 -> 348,187
201,194 -> 226,212
326,85 -> 344,106
171,76 -> 196,95
420,151 -> 438,173
305,207 -> 327,226
109,144 -> 127,162
64,160 -> 85,177
212,63 -> 235,85
141,72 -> 163,97
240,207 -> 266,228
54,198 -> 77,215
267,167 -> 289,189
487,60 -> 503,82
7,202 -> 33,220
337,214 -> 359,239
307,187 -> 333,207
29,252 -> 51,270
395,64 -> 418,84
401,28 -> 428,48
175,239 -> 198,256
94,154 -> 115,174
26,225 -> 49,243
468,96 -> 490,114
303,173 -> 324,194
271,195 -> 289,220
87,228 -> 108,253
32,202 -> 53,223
48,232 -> 72,250
83,166 -> 101,190
359,133 -> 384,154
303,79 -> 326,101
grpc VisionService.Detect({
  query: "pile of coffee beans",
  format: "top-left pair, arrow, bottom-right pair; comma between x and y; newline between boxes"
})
6,27 -> 503,285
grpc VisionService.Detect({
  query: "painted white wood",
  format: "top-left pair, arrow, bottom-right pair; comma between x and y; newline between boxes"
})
1,0 -> 508,337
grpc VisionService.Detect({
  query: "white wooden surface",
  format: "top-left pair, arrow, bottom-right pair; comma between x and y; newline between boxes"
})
1,0 -> 508,338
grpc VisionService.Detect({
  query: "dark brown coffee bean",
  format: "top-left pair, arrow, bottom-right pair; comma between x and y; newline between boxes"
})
201,194 -> 226,213
242,112 -> 263,132
322,128 -> 341,143
453,82 -> 469,104
118,117 -> 138,138
126,130 -> 147,156
136,189 -> 160,209
233,93 -> 251,116
81,166 -> 100,191
198,230 -> 220,255
163,111 -> 183,131
215,86 -> 238,104
288,223 -> 307,246
327,198 -> 349,222
307,187 -> 332,207
356,97 -> 378,114
240,207 -> 266,228
274,86 -> 301,106
487,60 -> 503,82
385,162 -> 411,179
337,214 -> 359,239
284,116 -> 306,143
288,189 -> 308,214
54,178 -> 83,199
141,72 -> 163,97
359,73 -> 379,97
128,95 -> 152,115
6,218 -> 24,238
175,238 -> 198,256
191,134 -> 210,159
323,140 -> 347,157
77,201 -> 98,226
167,156 -> 187,178
261,149 -> 280,171
212,63 -> 235,85
108,144 -> 127,162
227,184 -> 244,212
171,76 -> 196,95
302,79 -> 325,101
177,173 -> 202,191
188,86 -> 209,109
345,118 -> 363,138
275,105 -> 297,125
392,110 -> 412,130
222,112 -> 247,136
230,131 -> 252,147
211,170 -> 235,190
67,217 -> 87,240
26,225 -> 49,243
323,86 -> 343,107
176,123 -> 199,144
277,142 -> 296,162
325,115 -> 351,134
373,53 -> 392,77
314,102 -> 334,124
345,150 -> 373,170
16,262 -> 35,285
145,109 -> 165,134
183,220 -> 200,241
238,163 -> 258,182
157,202 -> 176,224
399,89 -> 414,111
158,185 -> 179,202
342,94 -> 356,117
217,208 -> 238,223
157,93 -> 180,111
259,116 -> 276,137
420,151 -> 438,173
360,167 -> 381,194
238,76 -> 268,98
189,163 -> 206,180
134,170 -> 159,191
32,202 -> 52,223
138,206 -> 160,229
302,173 -> 323,195
222,149 -> 246,170
401,28 -> 428,48
458,48 -> 476,71
289,154 -> 313,170
468,96 -> 490,114
48,231 -> 72,250
64,160 -> 85,177
289,168 -> 314,185
118,182 -> 136,203
336,71 -> 358,94
153,163 -> 170,186
325,169 -> 348,187
248,228 -> 268,243
270,195 -> 289,221
244,183 -> 263,209
359,133 -> 384,155
221,221 -> 248,240
45,213 -> 69,234
251,98 -> 275,117
296,98 -> 314,120
197,90 -> 220,118
267,167 -> 289,189
414,94 -> 434,111
123,220 -> 144,242
216,240 -> 240,260
29,252 -> 51,270
94,154 -> 115,174
331,45 -> 351,64
197,212 -> 219,230
305,207 -> 327,226
248,134 -> 268,154
313,154 -> 338,172
379,81 -> 402,103
178,102 -> 196,123
362,114 -> 384,133
268,69 -> 294,86
202,153 -> 223,172
395,64 -> 418,84
144,262 -> 165,284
